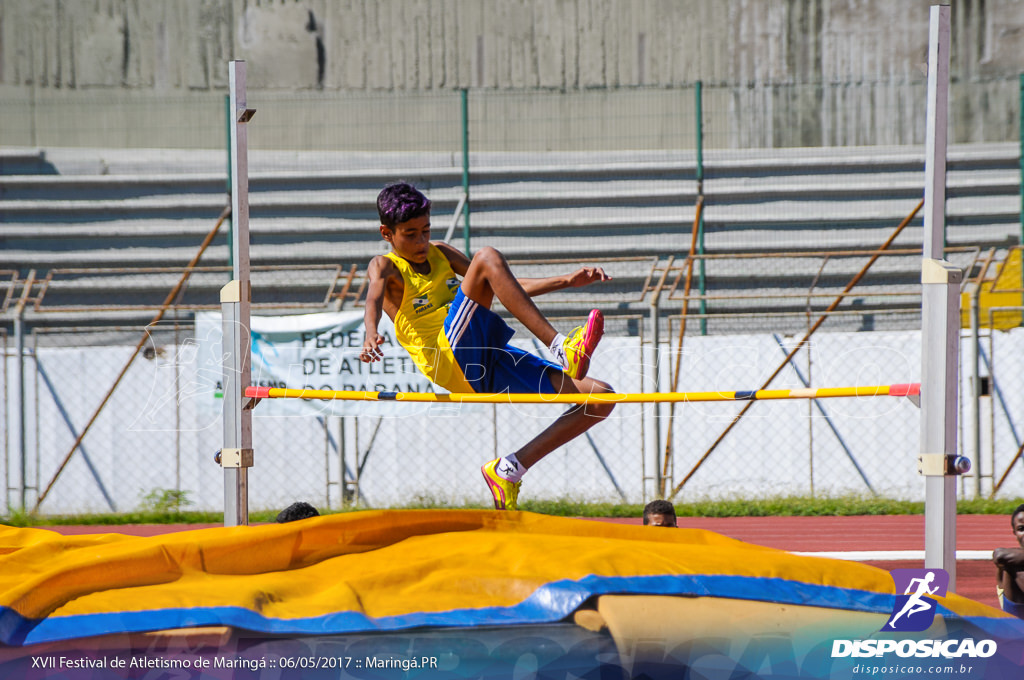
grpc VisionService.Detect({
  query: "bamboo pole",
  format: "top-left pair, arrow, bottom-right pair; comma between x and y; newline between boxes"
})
668,198 -> 925,501
33,207 -> 231,512
661,196 -> 705,486
991,439 -> 1024,498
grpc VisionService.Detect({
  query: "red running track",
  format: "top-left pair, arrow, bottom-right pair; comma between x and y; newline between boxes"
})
41,515 -> 1009,610
605,514 -> 1008,610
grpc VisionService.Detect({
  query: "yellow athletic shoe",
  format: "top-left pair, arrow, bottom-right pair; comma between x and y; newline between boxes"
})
481,459 -> 521,511
561,309 -> 604,380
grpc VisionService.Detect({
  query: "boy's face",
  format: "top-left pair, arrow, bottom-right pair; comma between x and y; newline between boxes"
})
381,214 -> 431,263
1013,511 -> 1024,548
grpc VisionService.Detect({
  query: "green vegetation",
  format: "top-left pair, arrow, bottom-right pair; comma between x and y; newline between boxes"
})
2,494 -> 1022,527
518,494 -> 1024,518
138,488 -> 194,515
3,510 -> 226,527
515,495 -> 923,518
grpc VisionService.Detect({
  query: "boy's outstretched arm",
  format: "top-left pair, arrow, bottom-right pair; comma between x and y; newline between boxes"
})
517,266 -> 611,296
360,256 -> 391,362
432,240 -> 606,296
432,241 -> 610,297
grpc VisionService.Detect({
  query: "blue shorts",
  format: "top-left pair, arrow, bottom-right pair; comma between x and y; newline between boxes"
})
443,288 -> 559,394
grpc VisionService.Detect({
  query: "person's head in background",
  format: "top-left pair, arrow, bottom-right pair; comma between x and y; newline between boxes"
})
643,499 -> 677,527
1011,503 -> 1024,547
276,501 -> 320,523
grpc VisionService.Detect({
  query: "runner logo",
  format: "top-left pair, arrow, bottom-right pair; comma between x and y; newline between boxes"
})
885,568 -> 948,632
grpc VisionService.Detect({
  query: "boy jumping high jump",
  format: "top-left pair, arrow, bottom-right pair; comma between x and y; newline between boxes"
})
360,183 -> 615,510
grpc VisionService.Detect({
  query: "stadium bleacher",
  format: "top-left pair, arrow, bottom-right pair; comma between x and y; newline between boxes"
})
2,144 -> 1019,335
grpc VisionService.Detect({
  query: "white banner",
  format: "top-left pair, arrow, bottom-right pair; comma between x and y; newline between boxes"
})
195,311 -> 438,416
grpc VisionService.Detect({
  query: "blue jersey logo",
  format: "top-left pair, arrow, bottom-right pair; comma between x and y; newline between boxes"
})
885,568 -> 949,632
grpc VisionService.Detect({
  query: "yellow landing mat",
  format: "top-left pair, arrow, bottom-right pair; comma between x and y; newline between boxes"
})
0,510 -> 1012,646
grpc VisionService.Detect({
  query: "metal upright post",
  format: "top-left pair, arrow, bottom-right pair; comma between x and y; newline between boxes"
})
695,81 -> 707,335
919,5 -> 965,590
14,312 -> 24,512
13,271 -> 36,512
225,93 -> 234,273
461,88 -> 471,255
221,61 -> 256,527
648,259 -> 673,497
969,283 -> 982,498
1019,74 -> 1024,300
650,299 -> 661,496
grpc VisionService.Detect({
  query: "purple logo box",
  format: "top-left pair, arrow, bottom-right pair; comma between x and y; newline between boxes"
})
884,568 -> 949,632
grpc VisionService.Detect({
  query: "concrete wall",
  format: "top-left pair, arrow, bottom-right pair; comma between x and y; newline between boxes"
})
4,0 -> 1023,91
10,324 -> 1023,513
3,329 -> 940,513
0,1 -> 1021,149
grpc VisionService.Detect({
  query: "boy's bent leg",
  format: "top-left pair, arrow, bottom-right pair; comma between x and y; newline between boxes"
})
460,246 -> 558,345
512,372 -> 616,469
482,371 -> 615,510
460,248 -> 605,381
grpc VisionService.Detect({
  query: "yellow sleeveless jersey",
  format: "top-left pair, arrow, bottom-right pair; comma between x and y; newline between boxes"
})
385,245 -> 473,392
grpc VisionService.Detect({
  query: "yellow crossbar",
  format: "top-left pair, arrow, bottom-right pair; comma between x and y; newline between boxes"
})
245,383 -> 920,405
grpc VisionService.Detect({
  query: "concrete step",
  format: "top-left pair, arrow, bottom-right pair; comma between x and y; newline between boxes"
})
0,148 -> 58,175
3,162 -> 1017,201
5,188 -> 1017,240
3,142 -> 1017,335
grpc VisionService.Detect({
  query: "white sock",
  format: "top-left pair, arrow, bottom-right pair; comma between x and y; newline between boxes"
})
495,454 -> 526,483
549,333 -> 567,368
